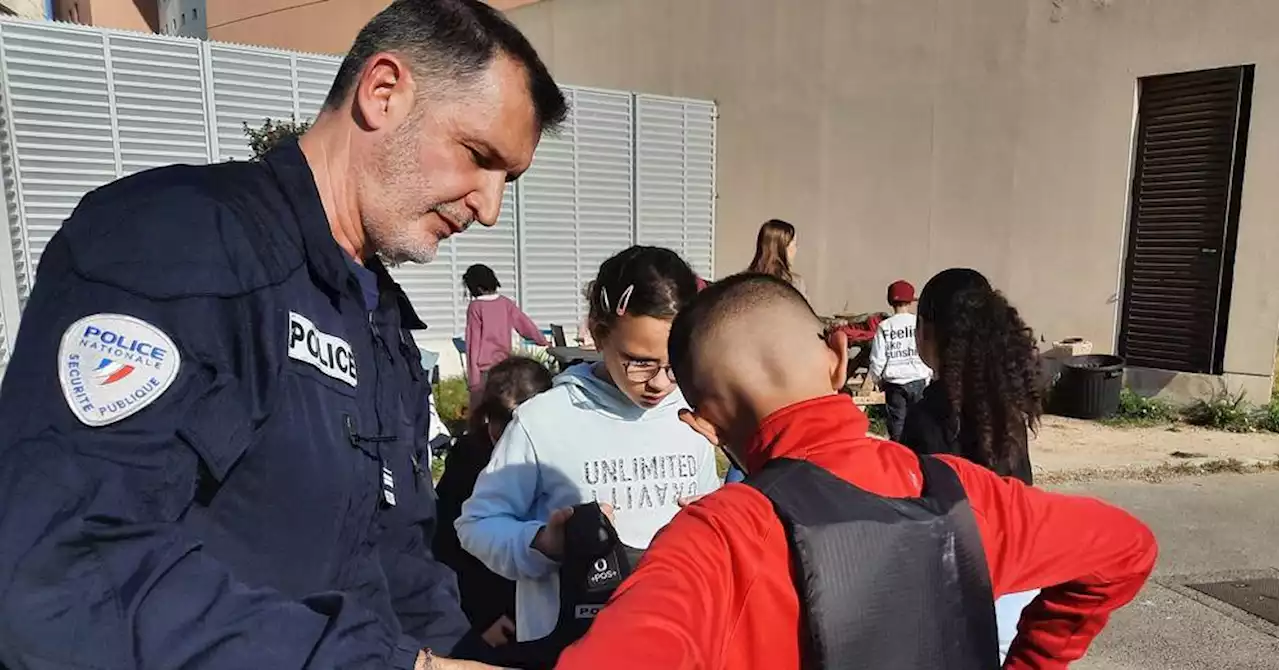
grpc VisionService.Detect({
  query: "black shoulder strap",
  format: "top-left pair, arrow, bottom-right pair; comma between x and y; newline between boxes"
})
916,454 -> 966,508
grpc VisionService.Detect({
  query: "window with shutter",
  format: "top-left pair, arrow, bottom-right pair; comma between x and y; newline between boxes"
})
109,35 -> 209,175
0,23 -> 117,305
294,55 -> 338,122
519,88 -> 634,330
636,95 -> 716,279
207,45 -> 293,162
1118,65 -> 1254,375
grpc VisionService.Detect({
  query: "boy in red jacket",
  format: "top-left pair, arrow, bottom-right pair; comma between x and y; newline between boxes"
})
552,273 -> 1157,670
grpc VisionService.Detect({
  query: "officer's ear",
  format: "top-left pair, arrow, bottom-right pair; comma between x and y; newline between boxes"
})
353,52 -> 417,132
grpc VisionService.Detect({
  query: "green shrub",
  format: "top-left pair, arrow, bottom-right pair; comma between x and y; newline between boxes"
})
432,375 -> 470,436
864,404 -> 889,438
1255,396 -> 1278,433
1183,390 -> 1258,433
243,118 -> 313,160
1104,388 -> 1179,427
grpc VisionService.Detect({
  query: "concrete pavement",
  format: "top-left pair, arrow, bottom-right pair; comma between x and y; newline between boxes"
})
1050,473 -> 1278,669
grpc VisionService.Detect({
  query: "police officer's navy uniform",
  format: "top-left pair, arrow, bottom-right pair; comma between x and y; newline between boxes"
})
0,140 -> 468,668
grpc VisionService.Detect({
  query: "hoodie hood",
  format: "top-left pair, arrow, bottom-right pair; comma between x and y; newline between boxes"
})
552,362 -> 688,421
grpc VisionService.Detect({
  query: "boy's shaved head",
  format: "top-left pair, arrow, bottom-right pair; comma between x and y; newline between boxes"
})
669,273 -> 848,463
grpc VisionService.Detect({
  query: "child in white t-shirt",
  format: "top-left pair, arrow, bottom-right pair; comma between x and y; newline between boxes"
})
866,280 -> 933,441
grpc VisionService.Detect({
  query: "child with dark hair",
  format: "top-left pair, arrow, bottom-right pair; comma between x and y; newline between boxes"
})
463,264 -> 548,402
899,267 -> 1043,662
434,356 -> 554,655
456,245 -> 721,644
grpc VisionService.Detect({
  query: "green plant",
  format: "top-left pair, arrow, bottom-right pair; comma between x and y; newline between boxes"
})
1183,390 -> 1258,433
243,118 -> 313,160
1103,388 -> 1179,427
863,404 -> 888,438
432,375 -> 470,436
1255,396 -> 1278,433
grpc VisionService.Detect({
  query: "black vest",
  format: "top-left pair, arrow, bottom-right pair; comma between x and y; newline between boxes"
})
486,503 -> 643,670
747,456 -> 999,669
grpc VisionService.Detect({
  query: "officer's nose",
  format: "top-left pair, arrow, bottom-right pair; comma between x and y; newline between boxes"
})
467,171 -> 506,228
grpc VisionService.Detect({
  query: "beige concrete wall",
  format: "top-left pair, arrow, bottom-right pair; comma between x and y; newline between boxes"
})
207,0 -> 542,54
507,0 -> 1278,391
53,0 -> 156,31
1,0 -> 46,19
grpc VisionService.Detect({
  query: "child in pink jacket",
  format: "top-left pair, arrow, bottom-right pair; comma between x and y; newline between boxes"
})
463,264 -> 548,400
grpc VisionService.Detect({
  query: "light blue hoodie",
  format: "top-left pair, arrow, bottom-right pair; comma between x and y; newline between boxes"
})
455,363 -> 721,641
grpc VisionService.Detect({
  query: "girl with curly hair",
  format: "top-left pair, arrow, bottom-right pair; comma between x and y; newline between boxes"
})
899,267 -> 1042,662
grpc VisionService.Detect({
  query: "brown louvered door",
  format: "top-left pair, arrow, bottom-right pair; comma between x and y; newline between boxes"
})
1118,65 -> 1254,374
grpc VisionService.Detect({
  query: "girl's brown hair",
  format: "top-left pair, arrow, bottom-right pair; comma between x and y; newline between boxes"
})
467,356 -> 553,439
747,219 -> 797,285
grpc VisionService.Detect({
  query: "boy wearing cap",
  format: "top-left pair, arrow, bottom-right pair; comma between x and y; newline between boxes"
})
865,280 -> 933,440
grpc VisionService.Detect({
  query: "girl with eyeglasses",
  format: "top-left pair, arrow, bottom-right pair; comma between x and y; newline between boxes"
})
456,245 -> 722,646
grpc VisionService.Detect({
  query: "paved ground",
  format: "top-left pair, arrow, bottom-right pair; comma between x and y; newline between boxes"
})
1050,473 -> 1278,669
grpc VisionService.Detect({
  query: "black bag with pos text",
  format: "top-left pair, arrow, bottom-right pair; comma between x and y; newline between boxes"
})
746,455 -> 1000,670
483,502 -> 643,670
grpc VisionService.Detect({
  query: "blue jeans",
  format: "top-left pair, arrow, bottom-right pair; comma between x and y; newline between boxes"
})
996,589 -> 1040,663
725,465 -> 746,483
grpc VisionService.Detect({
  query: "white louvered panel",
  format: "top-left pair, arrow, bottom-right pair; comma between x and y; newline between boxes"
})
295,55 -> 338,121
0,23 -> 115,302
636,96 -> 717,279
208,45 -> 293,161
109,35 -> 208,175
0,305 -> 8,368
519,90 -> 580,329
453,184 -> 519,331
573,89 -> 633,316
683,101 -> 716,278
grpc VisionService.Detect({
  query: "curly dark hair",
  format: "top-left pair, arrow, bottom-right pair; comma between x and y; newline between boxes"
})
917,268 -> 1042,474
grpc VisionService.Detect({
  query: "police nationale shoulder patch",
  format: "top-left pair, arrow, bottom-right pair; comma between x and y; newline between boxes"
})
58,313 -> 182,427
287,312 -> 358,387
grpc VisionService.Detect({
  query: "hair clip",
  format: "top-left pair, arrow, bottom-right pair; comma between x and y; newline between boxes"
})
616,285 -> 635,316
600,286 -> 611,312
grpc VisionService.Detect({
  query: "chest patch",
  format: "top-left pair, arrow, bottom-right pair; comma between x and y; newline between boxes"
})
285,311 -> 355,384
288,311 -> 358,387
58,313 -> 181,427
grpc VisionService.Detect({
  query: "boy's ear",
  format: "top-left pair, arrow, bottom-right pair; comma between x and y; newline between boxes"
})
679,409 -> 724,447
825,328 -> 849,392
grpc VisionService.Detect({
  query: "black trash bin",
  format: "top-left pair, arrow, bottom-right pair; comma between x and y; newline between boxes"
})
1054,354 -> 1125,419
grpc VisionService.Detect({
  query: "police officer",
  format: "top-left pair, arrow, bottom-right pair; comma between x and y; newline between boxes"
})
0,1 -> 566,668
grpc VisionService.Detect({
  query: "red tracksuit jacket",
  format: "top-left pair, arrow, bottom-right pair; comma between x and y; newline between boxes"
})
556,395 -> 1157,669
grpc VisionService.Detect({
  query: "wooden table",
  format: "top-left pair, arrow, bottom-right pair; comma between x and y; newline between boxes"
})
547,346 -> 603,370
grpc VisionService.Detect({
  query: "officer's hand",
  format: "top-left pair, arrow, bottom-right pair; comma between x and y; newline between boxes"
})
480,615 -> 516,647
417,651 -> 504,670
599,502 -> 616,523
532,506 -> 575,560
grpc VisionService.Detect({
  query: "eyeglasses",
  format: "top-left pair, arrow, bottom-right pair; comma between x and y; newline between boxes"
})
621,359 -> 677,384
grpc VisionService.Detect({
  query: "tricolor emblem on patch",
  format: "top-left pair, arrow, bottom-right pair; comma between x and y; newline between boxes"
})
92,358 -> 136,385
58,313 -> 181,427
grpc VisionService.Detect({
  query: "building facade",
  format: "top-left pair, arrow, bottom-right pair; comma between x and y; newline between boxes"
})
158,0 -> 205,38
502,0 -> 1278,401
52,0 -> 156,31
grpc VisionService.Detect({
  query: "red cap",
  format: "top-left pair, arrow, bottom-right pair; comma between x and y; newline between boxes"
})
887,280 -> 916,304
